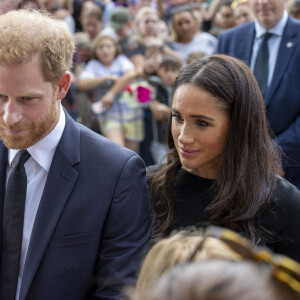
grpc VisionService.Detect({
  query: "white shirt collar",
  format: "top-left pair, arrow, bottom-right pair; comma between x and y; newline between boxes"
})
255,10 -> 288,39
8,105 -> 66,172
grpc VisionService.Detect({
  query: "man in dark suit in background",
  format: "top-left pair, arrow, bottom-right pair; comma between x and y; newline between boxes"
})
216,0 -> 300,189
0,9 -> 152,300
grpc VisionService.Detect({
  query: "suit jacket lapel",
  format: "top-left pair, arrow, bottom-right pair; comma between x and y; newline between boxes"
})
265,17 -> 298,106
19,112 -> 80,300
0,142 -> 8,253
236,23 -> 255,65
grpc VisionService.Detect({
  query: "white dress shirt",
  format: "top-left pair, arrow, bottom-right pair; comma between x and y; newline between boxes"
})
6,105 -> 66,300
250,10 -> 288,87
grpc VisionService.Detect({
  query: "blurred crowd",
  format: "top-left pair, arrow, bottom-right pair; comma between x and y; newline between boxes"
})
1,0 -> 299,167
1,2 -> 300,299
0,0 -> 269,164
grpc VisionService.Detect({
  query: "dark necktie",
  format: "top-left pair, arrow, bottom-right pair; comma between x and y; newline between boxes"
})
0,150 -> 31,299
253,32 -> 273,98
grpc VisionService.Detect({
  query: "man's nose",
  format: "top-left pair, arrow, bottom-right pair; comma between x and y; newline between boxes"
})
2,100 -> 23,126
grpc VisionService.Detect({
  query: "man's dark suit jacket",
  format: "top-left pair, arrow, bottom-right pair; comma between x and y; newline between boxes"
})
0,111 -> 152,300
216,16 -> 300,189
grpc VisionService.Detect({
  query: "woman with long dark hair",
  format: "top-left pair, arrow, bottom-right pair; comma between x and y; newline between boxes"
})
149,54 -> 300,262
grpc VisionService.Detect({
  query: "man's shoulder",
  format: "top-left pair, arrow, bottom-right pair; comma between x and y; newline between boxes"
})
219,22 -> 255,40
285,15 -> 300,33
77,123 -> 136,159
63,116 -> 139,167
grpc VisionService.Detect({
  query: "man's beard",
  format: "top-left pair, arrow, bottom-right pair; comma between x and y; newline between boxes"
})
0,98 -> 59,150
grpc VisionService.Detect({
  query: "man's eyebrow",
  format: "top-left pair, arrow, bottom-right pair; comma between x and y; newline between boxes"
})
171,108 -> 215,121
19,92 -> 43,97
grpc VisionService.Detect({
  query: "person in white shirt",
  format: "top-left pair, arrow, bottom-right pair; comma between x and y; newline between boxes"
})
0,9 -> 151,300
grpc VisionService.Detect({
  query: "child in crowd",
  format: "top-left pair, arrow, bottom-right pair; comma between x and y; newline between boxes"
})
146,54 -> 182,164
231,0 -> 255,26
78,35 -> 144,152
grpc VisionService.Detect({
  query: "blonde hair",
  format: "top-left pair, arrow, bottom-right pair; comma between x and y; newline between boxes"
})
140,260 -> 300,300
134,7 -> 160,43
0,9 -> 74,85
169,9 -> 199,42
133,231 -> 242,297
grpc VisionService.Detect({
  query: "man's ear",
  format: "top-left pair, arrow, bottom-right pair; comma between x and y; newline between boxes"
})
56,71 -> 72,100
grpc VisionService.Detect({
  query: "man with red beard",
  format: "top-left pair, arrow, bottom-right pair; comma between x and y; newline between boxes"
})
0,9 -> 151,300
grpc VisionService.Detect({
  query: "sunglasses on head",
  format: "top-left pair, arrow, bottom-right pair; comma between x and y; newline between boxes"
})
185,225 -> 300,293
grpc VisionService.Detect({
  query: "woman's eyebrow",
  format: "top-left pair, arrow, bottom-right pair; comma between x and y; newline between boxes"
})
171,108 -> 215,121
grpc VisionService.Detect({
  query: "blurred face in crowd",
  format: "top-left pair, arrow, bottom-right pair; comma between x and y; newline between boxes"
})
157,67 -> 180,87
95,38 -> 117,67
0,0 -> 16,14
82,16 -> 103,40
218,5 -> 236,29
38,0 -> 58,11
0,54 -> 69,149
116,23 -> 133,39
172,84 -> 229,179
172,11 -> 197,43
22,0 -> 40,9
158,20 -> 169,40
234,3 -> 255,25
249,0 -> 287,29
137,12 -> 159,37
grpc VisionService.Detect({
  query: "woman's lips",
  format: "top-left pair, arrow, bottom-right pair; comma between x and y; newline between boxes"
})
179,147 -> 201,156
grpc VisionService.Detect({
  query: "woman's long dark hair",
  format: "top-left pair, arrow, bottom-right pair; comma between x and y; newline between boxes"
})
150,54 -> 281,243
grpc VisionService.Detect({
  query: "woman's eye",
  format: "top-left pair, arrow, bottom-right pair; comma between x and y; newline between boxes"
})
196,120 -> 209,127
171,114 -> 183,122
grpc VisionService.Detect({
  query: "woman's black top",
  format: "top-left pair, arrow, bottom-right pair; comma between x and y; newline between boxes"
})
150,167 -> 300,263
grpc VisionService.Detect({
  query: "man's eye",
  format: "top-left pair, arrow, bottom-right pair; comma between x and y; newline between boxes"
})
22,96 -> 34,101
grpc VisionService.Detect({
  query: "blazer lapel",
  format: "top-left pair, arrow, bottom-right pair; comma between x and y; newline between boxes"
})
0,142 -> 8,253
265,17 -> 298,106
236,23 -> 255,65
19,112 -> 80,300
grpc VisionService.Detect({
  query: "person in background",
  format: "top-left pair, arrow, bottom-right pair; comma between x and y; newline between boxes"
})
17,0 -> 40,9
287,0 -> 300,19
38,0 -> 76,34
72,32 -> 95,128
0,9 -> 151,300
77,35 -> 144,152
148,55 -> 300,263
148,54 -> 182,164
101,6 -> 139,59
80,1 -> 104,40
186,51 -> 206,64
213,0 -> 237,34
231,0 -> 255,25
0,0 -> 20,14
216,0 -> 300,189
168,5 -> 218,62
